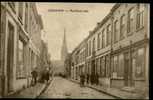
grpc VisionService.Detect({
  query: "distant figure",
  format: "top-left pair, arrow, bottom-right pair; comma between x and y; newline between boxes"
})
31,69 -> 38,86
95,73 -> 99,85
80,74 -> 82,87
82,73 -> 85,87
86,73 -> 89,84
90,74 -> 93,85
45,69 -> 50,83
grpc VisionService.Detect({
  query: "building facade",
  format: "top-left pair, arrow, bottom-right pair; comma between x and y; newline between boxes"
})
0,2 -> 45,97
70,3 -> 149,96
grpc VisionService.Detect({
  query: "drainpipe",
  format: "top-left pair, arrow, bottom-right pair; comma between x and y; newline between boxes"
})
130,40 -> 133,87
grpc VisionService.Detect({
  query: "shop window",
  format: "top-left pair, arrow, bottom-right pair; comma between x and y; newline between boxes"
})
100,57 -> 106,77
17,38 -> 26,78
118,54 -> 124,77
135,48 -> 145,79
106,55 -> 110,77
112,55 -> 118,78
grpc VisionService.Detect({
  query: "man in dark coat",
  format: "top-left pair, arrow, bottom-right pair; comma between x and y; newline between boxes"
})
45,70 -> 50,83
31,69 -> 38,86
86,73 -> 89,84
82,73 -> 85,87
95,73 -> 99,85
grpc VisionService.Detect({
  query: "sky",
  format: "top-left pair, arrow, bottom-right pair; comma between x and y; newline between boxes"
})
36,3 -> 114,60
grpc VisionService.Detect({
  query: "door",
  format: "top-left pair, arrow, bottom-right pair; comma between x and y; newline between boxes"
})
91,60 -> 95,75
7,22 -> 14,92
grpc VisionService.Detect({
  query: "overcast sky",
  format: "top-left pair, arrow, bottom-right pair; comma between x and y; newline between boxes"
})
36,3 -> 114,60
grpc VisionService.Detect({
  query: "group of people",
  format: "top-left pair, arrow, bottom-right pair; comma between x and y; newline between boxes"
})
79,73 -> 99,87
31,67 -> 51,86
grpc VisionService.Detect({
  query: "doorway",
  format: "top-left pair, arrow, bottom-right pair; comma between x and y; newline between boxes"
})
7,22 -> 14,93
91,60 -> 95,75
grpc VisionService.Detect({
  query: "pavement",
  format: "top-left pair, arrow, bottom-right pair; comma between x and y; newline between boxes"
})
38,76 -> 116,99
69,78 -> 149,99
5,78 -> 53,98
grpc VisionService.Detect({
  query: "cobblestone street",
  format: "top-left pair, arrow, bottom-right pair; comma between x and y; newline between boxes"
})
38,77 -> 115,99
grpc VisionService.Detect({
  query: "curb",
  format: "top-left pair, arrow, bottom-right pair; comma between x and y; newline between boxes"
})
5,78 -> 53,98
35,78 -> 53,98
68,79 -> 122,99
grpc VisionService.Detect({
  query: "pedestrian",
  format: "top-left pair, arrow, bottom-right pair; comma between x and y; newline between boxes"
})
45,69 -> 50,83
31,68 -> 38,86
80,74 -> 82,87
90,74 -> 92,85
86,73 -> 89,84
95,73 -> 99,85
82,73 -> 85,87
80,72 -> 85,87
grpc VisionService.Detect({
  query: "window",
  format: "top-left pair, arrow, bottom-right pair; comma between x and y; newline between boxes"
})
118,54 -> 124,77
92,38 -> 95,52
25,3 -> 28,32
17,38 -> 25,78
112,55 -> 118,78
127,8 -> 135,33
101,56 -> 106,77
18,2 -> 23,23
86,43 -> 88,56
114,20 -> 119,43
107,24 -> 111,46
102,29 -> 106,48
120,15 -> 126,39
8,2 -> 16,13
137,4 -> 145,29
97,33 -> 101,50
89,41 -> 91,56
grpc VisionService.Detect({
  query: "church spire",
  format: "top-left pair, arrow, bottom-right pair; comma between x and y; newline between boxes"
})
61,28 -> 68,62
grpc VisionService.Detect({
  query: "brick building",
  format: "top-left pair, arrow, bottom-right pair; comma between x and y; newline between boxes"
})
70,3 -> 149,95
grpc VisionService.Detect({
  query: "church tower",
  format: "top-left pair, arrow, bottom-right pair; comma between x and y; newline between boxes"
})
61,28 -> 68,62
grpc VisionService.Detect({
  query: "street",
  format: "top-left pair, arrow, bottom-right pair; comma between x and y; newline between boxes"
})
38,77 -> 115,99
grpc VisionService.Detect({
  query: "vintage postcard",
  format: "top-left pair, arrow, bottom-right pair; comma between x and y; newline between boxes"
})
0,2 -> 150,99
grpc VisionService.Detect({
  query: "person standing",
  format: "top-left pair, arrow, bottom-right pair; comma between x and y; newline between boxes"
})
82,73 -> 85,87
46,69 -> 50,83
86,73 -> 89,84
31,69 -> 38,86
95,73 -> 99,85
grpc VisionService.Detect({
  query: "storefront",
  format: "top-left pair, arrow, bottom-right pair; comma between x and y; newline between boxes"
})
110,40 -> 148,90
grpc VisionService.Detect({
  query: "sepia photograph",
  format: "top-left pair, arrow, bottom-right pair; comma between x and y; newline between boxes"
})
0,2 -> 150,99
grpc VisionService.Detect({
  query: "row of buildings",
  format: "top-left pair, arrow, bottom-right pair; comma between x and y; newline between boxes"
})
67,3 -> 149,95
0,2 -> 51,97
